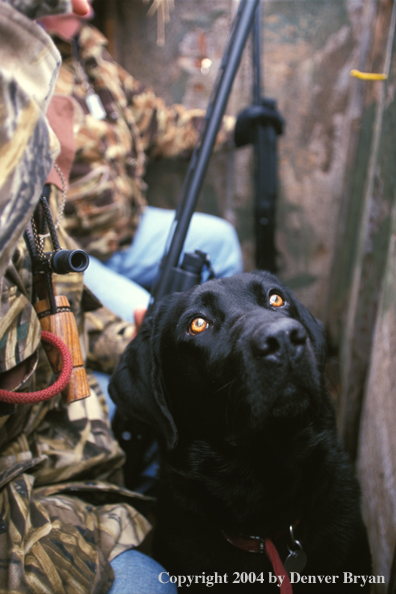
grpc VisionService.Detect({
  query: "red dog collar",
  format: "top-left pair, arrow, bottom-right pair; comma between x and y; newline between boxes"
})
222,521 -> 304,594
222,532 -> 292,593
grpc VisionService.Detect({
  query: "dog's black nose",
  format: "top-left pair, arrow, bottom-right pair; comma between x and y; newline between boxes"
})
250,318 -> 307,361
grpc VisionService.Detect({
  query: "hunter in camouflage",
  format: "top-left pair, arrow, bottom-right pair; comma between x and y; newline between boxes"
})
0,2 -> 154,592
53,23 -> 236,262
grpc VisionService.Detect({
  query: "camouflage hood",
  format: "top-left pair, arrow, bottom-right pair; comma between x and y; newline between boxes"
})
0,3 -> 61,279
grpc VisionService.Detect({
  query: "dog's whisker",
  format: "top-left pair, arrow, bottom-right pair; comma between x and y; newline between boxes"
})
213,378 -> 236,395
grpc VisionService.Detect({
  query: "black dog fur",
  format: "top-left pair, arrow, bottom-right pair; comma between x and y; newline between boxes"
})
109,271 -> 372,592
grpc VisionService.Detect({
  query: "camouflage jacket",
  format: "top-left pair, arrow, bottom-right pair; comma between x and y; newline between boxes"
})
55,24 -> 236,261
0,5 -> 151,593
0,1 -> 64,281
0,197 -> 152,594
0,0 -> 71,18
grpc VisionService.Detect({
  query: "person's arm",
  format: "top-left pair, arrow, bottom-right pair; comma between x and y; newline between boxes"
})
0,0 -> 90,279
85,307 -> 137,375
117,65 -> 236,160
0,2 -> 64,280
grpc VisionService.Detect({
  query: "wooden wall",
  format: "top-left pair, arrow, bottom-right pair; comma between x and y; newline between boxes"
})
329,0 -> 396,589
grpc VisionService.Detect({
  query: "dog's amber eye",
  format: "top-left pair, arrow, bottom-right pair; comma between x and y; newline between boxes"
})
189,317 -> 209,335
269,293 -> 284,307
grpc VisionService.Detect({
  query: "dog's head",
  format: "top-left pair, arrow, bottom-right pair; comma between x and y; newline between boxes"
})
109,271 -> 327,450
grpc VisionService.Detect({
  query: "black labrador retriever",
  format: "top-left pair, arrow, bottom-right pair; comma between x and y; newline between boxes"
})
109,271 -> 372,592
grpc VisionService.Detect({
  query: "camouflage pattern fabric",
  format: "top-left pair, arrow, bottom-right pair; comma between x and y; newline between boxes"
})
0,2 -> 63,281
0,273 -> 41,376
0,196 -> 152,594
54,24 -> 236,261
0,6 -> 152,588
85,307 -> 136,375
0,0 -> 71,19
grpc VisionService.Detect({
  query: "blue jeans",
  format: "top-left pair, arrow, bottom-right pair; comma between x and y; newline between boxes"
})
84,206 -> 243,322
109,550 -> 177,594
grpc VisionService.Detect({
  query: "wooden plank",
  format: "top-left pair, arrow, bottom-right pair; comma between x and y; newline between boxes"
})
357,179 -> 396,592
335,0 -> 396,460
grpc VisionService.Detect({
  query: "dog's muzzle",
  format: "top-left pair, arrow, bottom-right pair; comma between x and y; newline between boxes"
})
250,317 -> 307,363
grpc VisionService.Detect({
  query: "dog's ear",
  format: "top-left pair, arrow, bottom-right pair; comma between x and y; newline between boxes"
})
109,307 -> 178,450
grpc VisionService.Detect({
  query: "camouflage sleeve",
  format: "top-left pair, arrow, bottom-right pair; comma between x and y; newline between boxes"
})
0,3 -> 61,279
0,267 -> 41,389
117,62 -> 236,160
85,306 -> 136,375
0,0 -> 72,18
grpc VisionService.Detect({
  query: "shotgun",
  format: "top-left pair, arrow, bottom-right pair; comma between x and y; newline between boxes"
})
149,0 -> 259,307
117,0 -> 285,494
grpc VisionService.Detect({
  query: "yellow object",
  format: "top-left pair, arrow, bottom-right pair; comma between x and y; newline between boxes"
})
350,69 -> 388,81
